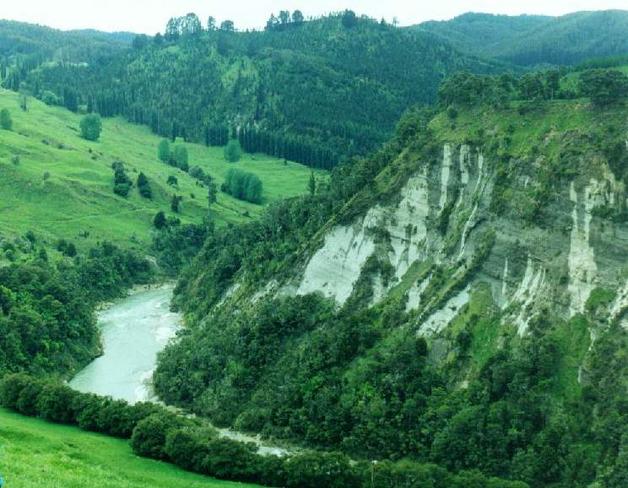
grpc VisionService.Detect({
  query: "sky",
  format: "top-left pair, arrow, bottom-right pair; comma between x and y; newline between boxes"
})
2,0 -> 626,34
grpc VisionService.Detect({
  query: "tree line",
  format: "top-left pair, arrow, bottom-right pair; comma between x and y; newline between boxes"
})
0,373 -> 529,488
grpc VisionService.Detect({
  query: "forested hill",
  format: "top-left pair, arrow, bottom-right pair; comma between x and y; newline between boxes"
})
415,10 -> 628,66
1,12 -> 500,168
0,20 -> 130,59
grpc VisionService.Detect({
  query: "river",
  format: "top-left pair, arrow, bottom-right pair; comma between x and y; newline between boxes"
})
69,283 -> 291,456
69,284 -> 180,404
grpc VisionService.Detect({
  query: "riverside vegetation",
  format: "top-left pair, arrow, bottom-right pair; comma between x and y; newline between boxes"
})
0,8 -> 627,488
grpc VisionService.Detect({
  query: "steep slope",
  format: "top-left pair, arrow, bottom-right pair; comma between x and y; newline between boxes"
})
0,89 -> 319,253
416,10 -> 628,66
155,94 -> 627,486
3,14 -> 500,166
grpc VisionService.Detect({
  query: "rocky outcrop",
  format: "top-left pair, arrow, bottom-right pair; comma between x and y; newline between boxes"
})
291,142 -> 628,339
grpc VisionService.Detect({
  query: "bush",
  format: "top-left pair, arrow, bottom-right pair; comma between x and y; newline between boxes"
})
222,168 -> 263,204
224,139 -> 242,162
137,172 -> 152,198
131,412 -> 180,460
172,145 -> 189,171
153,211 -> 167,229
284,452 -> 360,488
41,90 -> 61,106
80,114 -> 102,141
36,383 -> 77,424
158,139 -> 171,162
0,108 -> 12,130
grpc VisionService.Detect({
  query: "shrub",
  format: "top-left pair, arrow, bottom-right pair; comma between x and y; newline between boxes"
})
158,139 -> 171,162
223,139 -> 242,162
80,114 -> 102,141
137,172 -> 152,199
0,108 -> 12,130
36,383 -> 77,424
153,211 -> 167,229
284,452 -> 360,488
131,412 -> 180,460
222,168 -> 263,204
172,145 -> 189,171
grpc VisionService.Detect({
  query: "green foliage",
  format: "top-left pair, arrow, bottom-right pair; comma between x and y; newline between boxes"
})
579,69 -> 628,107
172,145 -> 189,171
417,11 -> 628,66
112,161 -> 132,197
153,211 -> 167,229
13,13 -> 501,166
79,113 -> 102,141
137,172 -> 152,198
585,287 -> 617,314
158,139 -> 171,162
223,139 -> 242,162
0,107 -> 12,129
222,169 -> 263,204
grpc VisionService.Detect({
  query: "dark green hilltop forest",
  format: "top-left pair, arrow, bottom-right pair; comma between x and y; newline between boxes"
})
1,12 -> 503,169
1,6 -> 628,488
416,10 -> 628,66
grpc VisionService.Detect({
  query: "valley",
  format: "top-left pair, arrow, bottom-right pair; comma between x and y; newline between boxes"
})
0,5 -> 627,488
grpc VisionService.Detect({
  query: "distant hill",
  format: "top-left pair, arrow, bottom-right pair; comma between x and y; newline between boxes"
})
415,10 -> 628,66
0,19 -> 130,59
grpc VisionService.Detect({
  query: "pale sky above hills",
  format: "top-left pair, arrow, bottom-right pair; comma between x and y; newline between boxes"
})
3,0 -> 627,34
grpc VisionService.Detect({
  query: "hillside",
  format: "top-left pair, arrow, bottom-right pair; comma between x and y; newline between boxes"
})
416,10 -> 628,66
2,13 -> 501,166
0,408 -> 258,488
155,84 -> 628,486
0,88 -> 319,253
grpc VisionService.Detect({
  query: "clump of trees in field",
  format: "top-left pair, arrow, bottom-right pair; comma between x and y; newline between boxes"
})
111,161 -> 132,197
80,113 -> 102,141
223,138 -> 242,162
157,139 -> 189,171
221,168 -> 263,204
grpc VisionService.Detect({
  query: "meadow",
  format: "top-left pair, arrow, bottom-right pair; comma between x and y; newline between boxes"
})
0,407 -> 259,488
0,89 -> 322,252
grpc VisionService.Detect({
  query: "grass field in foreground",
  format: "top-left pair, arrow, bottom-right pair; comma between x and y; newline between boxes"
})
0,88 -> 323,252
0,408 -> 259,488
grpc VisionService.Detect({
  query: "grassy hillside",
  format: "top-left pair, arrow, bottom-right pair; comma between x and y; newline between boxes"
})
0,89 -> 320,252
0,408 -> 258,488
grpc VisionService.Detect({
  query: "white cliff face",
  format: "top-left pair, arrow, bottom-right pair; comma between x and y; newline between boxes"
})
406,273 -> 432,312
417,286 -> 471,337
439,144 -> 454,212
296,215 -> 378,304
611,280 -> 628,330
297,169 -> 432,305
568,181 -> 599,315
507,257 -> 548,336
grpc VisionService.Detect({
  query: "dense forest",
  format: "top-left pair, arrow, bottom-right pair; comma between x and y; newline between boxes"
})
0,12 -> 501,168
417,10 -> 628,66
0,240 -> 153,376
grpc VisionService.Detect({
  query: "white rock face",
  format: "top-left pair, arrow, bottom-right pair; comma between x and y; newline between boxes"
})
611,280 -> 628,330
568,181 -> 599,315
417,286 -> 471,336
296,217 -> 377,304
297,169 -> 433,305
406,273 -> 432,312
439,144 -> 453,212
509,257 -> 547,336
